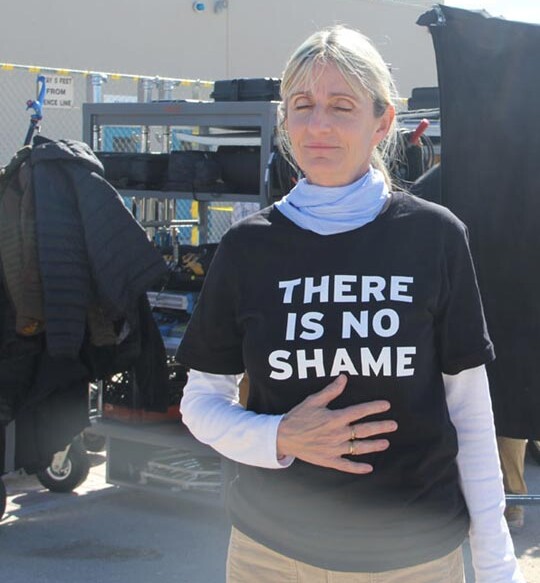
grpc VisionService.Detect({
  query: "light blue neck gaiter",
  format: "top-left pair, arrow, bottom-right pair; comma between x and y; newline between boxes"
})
275,166 -> 389,236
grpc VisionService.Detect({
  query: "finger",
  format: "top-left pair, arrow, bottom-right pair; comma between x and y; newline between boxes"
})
330,458 -> 374,475
345,438 -> 390,456
350,420 -> 398,440
307,374 -> 348,407
338,400 -> 392,423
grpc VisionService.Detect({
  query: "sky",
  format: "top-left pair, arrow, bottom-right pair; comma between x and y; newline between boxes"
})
444,0 -> 540,23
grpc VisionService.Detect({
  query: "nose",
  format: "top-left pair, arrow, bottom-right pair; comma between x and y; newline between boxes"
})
307,105 -> 331,133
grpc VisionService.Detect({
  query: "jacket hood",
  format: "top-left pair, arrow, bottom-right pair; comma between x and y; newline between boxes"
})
31,136 -> 104,175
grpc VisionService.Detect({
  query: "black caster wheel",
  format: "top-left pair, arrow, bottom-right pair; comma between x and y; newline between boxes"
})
36,437 -> 90,493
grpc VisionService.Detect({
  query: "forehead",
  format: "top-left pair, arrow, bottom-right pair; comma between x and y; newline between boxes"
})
288,62 -> 366,100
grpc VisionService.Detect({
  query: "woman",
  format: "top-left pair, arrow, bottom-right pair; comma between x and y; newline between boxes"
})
177,26 -> 524,583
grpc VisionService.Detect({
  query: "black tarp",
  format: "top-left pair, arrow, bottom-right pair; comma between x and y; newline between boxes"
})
418,5 -> 540,438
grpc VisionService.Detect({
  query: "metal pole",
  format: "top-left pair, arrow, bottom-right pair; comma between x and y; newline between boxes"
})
137,78 -> 154,156
87,73 -> 107,103
87,74 -> 107,150
506,494 -> 540,505
137,78 -> 155,103
192,80 -> 201,101
158,79 -> 176,101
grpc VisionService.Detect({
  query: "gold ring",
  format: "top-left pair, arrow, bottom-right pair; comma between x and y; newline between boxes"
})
350,426 -> 356,441
349,441 -> 355,456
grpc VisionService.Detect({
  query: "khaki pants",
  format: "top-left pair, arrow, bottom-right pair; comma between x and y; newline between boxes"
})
226,527 -> 465,583
497,436 -> 528,496
497,436 -> 528,526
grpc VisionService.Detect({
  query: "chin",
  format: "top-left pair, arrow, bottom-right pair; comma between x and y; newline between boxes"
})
305,172 -> 353,188
303,168 -> 341,187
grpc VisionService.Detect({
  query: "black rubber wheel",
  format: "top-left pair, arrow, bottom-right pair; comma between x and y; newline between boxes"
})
82,430 -> 106,453
36,438 -> 90,493
527,440 -> 540,465
0,478 -> 6,521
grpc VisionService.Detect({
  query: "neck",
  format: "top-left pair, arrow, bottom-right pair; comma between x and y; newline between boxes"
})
275,166 -> 390,236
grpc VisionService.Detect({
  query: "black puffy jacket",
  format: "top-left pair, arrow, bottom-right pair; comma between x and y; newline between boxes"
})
31,136 -> 167,358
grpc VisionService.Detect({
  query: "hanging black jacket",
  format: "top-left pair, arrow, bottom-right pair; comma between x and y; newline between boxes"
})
31,135 -> 167,358
0,137 -> 171,472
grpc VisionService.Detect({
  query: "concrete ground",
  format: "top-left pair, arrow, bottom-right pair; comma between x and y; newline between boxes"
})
1,446 -> 539,582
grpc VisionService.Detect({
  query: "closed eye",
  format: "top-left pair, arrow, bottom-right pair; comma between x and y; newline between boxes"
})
331,99 -> 355,112
291,97 -> 313,110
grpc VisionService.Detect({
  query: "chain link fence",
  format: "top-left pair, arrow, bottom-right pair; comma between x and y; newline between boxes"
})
0,63 -> 250,243
0,64 -> 213,163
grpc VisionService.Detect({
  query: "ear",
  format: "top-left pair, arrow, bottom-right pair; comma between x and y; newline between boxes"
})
372,105 -> 395,147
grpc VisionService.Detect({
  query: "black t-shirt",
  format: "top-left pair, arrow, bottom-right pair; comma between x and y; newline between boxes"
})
176,191 -> 495,572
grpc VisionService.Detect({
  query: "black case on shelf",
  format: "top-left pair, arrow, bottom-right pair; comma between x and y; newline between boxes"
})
211,78 -> 281,102
97,152 -> 169,189
164,151 -> 222,192
216,146 -> 260,193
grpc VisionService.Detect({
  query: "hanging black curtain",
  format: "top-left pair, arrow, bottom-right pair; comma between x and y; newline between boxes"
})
417,5 -> 540,438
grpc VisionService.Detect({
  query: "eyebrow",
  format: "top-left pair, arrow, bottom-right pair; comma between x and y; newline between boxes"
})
290,91 -> 358,100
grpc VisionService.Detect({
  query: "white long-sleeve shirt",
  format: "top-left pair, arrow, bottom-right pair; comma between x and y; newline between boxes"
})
180,365 -> 525,582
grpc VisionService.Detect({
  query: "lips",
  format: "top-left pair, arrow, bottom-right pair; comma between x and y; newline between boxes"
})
304,144 -> 339,150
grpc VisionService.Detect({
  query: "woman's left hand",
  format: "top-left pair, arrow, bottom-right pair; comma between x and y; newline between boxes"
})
276,374 -> 397,473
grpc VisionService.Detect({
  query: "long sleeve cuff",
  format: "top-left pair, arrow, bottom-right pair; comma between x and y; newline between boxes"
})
180,369 -> 294,469
444,365 -> 525,583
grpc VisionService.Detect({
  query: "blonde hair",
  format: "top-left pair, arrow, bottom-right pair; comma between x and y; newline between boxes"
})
278,26 -> 398,188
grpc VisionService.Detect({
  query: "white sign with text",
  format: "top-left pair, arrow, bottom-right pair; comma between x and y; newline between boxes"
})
43,75 -> 74,108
